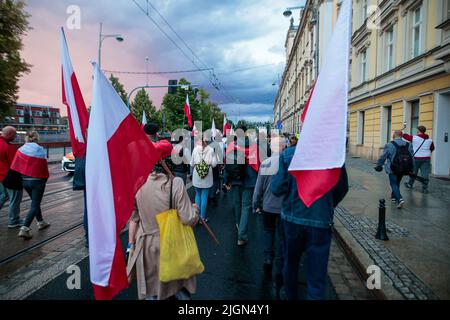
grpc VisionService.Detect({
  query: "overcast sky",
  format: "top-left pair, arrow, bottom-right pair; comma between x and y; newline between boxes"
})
18,0 -> 304,122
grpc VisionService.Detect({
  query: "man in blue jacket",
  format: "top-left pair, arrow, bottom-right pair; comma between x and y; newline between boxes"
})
271,145 -> 348,300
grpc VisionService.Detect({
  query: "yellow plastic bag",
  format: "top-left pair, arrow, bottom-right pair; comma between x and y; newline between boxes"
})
156,209 -> 204,282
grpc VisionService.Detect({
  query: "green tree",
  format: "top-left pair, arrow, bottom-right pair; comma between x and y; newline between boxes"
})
0,0 -> 31,120
109,74 -> 128,105
131,88 -> 158,125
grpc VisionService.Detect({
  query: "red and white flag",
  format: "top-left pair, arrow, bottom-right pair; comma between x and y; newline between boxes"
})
184,94 -> 193,128
11,144 -> 49,179
60,28 -> 89,159
288,0 -> 352,208
223,115 -> 231,136
86,63 -> 159,300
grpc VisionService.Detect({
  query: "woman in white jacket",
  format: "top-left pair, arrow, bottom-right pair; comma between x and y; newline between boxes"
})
190,139 -> 217,222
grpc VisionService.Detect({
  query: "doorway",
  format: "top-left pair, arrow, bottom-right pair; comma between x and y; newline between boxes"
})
434,91 -> 450,176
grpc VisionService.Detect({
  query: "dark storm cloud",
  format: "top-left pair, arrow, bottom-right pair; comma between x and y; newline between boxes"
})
24,0 -> 297,121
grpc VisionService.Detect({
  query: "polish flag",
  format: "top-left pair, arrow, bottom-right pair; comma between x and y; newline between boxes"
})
211,118 -> 217,139
141,112 -> 147,129
288,0 -> 352,208
86,63 -> 159,300
223,115 -> 231,136
60,28 -> 89,159
11,144 -> 49,179
184,95 -> 193,128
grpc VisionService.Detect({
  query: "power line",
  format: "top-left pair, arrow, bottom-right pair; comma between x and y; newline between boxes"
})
103,68 -> 213,75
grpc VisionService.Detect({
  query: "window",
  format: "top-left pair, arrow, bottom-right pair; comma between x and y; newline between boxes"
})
385,27 -> 395,71
384,106 -> 392,143
446,0 -> 450,20
362,0 -> 368,22
410,100 -> 420,133
18,117 -> 24,124
411,6 -> 423,58
358,111 -> 365,145
360,50 -> 368,83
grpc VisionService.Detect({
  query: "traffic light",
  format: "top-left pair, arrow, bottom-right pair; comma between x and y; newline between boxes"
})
168,80 -> 177,94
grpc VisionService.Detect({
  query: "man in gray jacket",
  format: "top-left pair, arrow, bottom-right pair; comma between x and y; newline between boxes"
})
375,130 -> 414,209
252,136 -> 286,297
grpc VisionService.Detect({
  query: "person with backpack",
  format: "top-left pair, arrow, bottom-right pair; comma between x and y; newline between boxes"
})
190,137 -> 217,222
224,127 -> 259,246
375,130 -> 414,209
403,126 -> 435,194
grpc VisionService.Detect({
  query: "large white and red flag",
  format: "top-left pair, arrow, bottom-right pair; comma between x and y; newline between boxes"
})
288,0 -> 352,208
86,63 -> 159,300
184,94 -> 193,128
11,144 -> 49,179
60,28 -> 89,158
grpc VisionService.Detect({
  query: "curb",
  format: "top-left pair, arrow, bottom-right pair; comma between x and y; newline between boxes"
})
332,215 -> 404,300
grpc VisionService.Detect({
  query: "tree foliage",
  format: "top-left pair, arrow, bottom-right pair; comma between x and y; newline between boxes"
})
109,74 -> 128,105
0,0 -> 31,120
131,88 -> 160,126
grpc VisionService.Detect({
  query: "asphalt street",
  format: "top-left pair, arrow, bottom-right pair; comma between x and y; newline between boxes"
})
26,186 -> 337,300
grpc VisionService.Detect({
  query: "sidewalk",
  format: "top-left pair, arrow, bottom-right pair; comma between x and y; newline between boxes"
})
334,156 -> 450,300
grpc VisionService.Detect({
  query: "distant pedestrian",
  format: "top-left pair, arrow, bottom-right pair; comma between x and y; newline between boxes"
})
289,135 -> 298,147
0,126 -> 23,228
127,140 -> 199,300
224,126 -> 259,246
172,136 -> 191,185
144,123 -> 160,143
252,136 -> 286,297
403,126 -> 435,194
271,144 -> 348,300
11,131 -> 50,239
375,130 -> 414,209
191,137 -> 217,222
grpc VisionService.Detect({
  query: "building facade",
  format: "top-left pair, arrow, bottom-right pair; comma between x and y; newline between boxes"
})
348,0 -> 450,176
2,103 -> 66,134
274,0 -> 342,134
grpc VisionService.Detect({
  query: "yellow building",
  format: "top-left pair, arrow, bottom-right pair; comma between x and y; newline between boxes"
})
348,0 -> 450,176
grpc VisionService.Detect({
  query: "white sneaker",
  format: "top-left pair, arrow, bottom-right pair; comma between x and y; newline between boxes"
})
37,221 -> 50,230
397,199 -> 405,209
18,226 -> 32,239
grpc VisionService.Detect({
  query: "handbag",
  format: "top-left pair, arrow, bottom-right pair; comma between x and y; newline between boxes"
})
156,180 -> 204,282
2,169 -> 22,190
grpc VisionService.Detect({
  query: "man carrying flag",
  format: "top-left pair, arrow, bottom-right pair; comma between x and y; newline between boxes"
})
86,63 -> 159,299
223,115 -> 231,136
60,28 -> 90,245
271,0 -> 351,300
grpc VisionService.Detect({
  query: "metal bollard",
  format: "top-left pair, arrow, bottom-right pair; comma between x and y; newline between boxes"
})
375,199 -> 389,241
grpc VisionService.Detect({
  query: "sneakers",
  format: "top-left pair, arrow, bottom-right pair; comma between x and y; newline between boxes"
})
404,182 -> 413,189
237,239 -> 248,246
397,199 -> 405,209
37,221 -> 50,230
18,226 -> 32,239
391,198 -> 397,203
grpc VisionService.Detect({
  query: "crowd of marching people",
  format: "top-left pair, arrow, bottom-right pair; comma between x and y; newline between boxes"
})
0,121 -> 434,301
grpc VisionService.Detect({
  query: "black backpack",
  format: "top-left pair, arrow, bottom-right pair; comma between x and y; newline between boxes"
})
225,147 -> 246,181
390,141 -> 413,176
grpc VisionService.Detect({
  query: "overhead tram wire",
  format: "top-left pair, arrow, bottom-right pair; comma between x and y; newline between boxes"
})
102,68 -> 213,75
132,0 -> 221,93
132,0 -> 239,104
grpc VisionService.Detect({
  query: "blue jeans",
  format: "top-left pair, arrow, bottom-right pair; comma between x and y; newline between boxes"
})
22,179 -> 46,227
195,187 -> 210,219
0,183 -> 23,225
283,220 -> 332,300
263,212 -> 284,277
409,159 -> 430,190
230,186 -> 253,242
389,174 -> 403,201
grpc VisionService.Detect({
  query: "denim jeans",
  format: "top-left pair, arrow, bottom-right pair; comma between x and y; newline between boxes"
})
209,178 -> 219,201
283,220 -> 332,300
389,174 -> 403,201
195,187 -> 210,219
262,212 -> 284,277
408,159 -> 430,190
22,179 -> 46,228
0,182 -> 23,225
230,186 -> 253,242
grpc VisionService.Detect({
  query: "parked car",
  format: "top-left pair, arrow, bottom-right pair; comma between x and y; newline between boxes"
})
61,152 -> 75,174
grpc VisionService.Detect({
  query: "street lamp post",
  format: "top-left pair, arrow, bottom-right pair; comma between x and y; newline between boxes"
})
145,57 -> 150,87
98,22 -> 124,69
